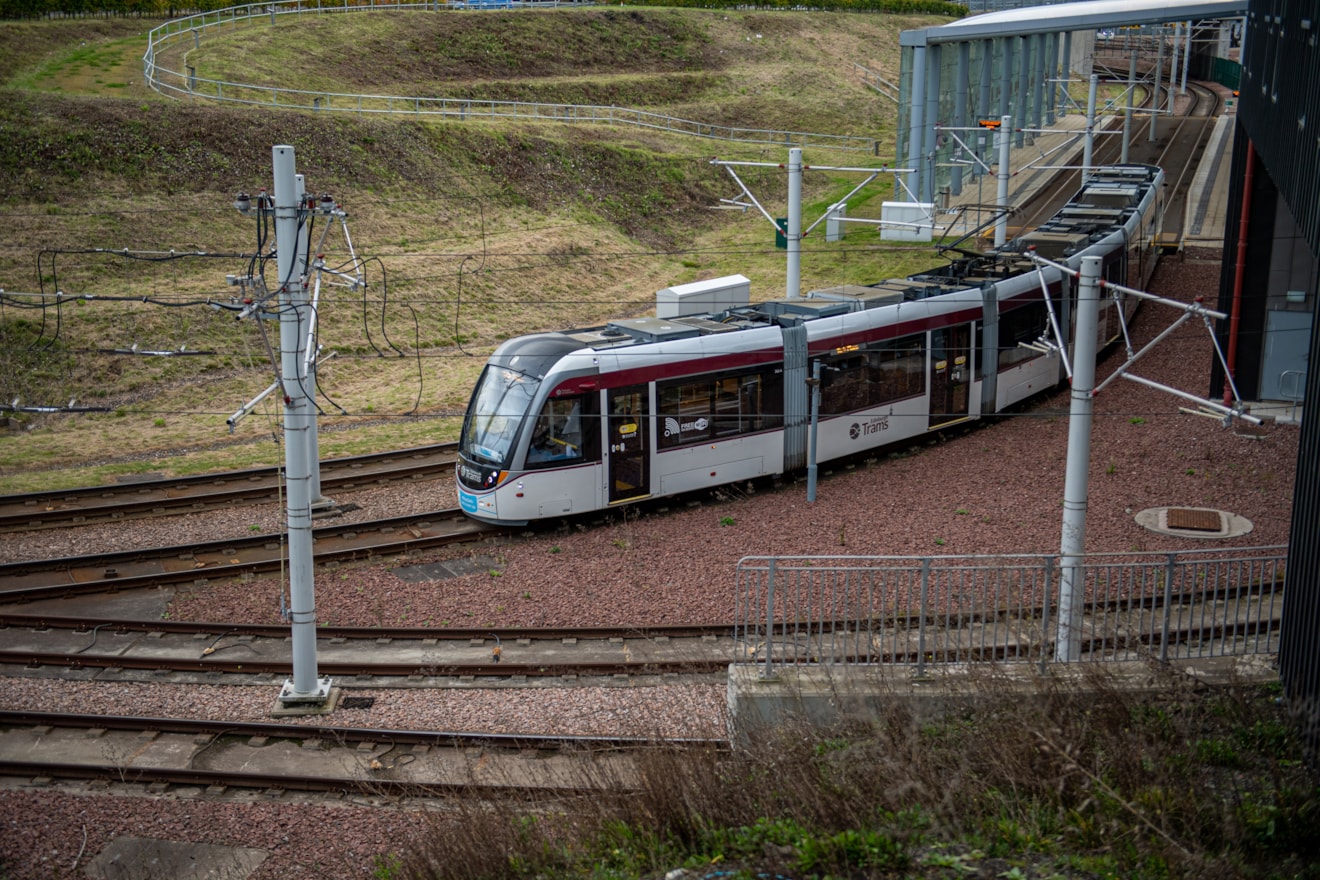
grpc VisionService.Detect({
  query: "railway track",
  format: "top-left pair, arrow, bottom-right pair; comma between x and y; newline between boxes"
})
1003,78 -> 1221,246
0,508 -> 493,601
0,571 -> 1281,684
1155,82 -> 1224,249
0,710 -> 725,801
0,443 -> 458,533
0,613 -> 738,680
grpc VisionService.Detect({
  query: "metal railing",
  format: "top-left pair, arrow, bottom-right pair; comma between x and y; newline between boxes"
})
143,0 -> 888,155
1279,369 -> 1306,423
853,62 -> 899,104
734,547 -> 1287,677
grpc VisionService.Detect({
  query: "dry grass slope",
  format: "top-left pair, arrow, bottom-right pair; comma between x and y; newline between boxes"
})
0,10 -> 945,488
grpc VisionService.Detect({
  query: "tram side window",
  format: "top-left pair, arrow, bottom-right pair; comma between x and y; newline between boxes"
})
526,394 -> 598,468
1127,238 -> 1143,290
658,368 -> 775,450
865,333 -> 925,405
820,334 -> 924,414
659,381 -> 713,448
820,355 -> 866,414
998,302 -> 1049,370
714,374 -> 766,437
1105,252 -> 1125,286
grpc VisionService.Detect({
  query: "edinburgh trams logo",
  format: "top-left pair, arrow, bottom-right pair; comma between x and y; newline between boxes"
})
850,414 -> 890,440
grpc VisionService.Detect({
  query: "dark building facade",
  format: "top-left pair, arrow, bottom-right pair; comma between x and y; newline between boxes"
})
1223,0 -> 1320,754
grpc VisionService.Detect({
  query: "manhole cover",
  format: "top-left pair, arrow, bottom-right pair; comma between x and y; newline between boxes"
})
1166,507 -> 1222,531
1134,506 -> 1253,540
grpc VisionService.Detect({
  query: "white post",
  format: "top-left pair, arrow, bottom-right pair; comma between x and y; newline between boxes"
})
907,45 -> 927,205
273,145 -> 330,707
952,42 -> 969,196
786,147 -> 803,300
1082,74 -> 1098,183
1151,32 -> 1164,142
1056,256 -> 1102,662
994,115 -> 1011,248
1181,21 -> 1192,95
1122,49 -> 1137,164
293,174 -> 327,511
1170,23 -> 1181,99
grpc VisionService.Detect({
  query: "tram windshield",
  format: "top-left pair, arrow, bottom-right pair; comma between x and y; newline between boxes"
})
460,366 -> 540,467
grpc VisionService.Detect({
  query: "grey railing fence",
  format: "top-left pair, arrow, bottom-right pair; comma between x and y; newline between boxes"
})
143,0 -> 887,155
853,62 -> 899,103
735,547 -> 1287,677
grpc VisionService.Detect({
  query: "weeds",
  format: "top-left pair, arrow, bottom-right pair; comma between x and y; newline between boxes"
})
389,674 -> 1319,880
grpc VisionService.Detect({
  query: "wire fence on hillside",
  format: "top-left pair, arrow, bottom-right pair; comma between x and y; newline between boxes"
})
142,0 -> 891,155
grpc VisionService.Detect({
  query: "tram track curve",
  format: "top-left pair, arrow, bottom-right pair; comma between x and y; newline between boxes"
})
0,442 -> 459,533
0,615 -> 740,681
0,710 -> 726,802
0,508 -> 493,601
0,565 -> 1282,686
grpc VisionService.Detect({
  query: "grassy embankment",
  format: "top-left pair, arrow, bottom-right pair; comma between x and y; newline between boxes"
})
0,9 -> 946,492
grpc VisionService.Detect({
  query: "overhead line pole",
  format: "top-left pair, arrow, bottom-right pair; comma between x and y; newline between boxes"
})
272,145 -> 332,709
1056,255 -> 1102,663
712,153 -> 909,298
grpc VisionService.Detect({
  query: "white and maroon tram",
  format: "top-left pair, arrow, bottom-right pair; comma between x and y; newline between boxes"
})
457,164 -> 1164,524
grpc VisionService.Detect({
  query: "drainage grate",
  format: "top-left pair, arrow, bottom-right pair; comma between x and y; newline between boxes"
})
340,697 -> 375,710
1167,508 -> 1222,532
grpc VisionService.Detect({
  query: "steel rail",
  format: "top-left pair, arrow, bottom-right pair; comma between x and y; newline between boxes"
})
0,442 -> 458,532
142,2 -> 887,156
1153,83 -> 1222,251
0,509 -> 493,600
0,612 -> 733,642
1,598 -> 1281,675
0,710 -> 725,750
0,560 -> 1282,639
0,760 -> 605,798
0,650 -> 731,678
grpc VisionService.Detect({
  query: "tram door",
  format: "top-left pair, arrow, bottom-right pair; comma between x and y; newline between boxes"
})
928,325 -> 972,430
607,385 -> 649,504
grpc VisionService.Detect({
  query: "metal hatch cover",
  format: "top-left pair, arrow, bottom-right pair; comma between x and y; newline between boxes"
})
1166,507 -> 1223,531
1134,506 -> 1254,539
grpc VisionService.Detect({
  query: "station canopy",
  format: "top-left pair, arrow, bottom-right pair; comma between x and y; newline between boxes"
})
901,0 -> 1249,47
895,0 -> 1247,203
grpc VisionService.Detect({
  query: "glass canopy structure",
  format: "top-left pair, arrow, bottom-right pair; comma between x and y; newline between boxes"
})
896,0 -> 1249,204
